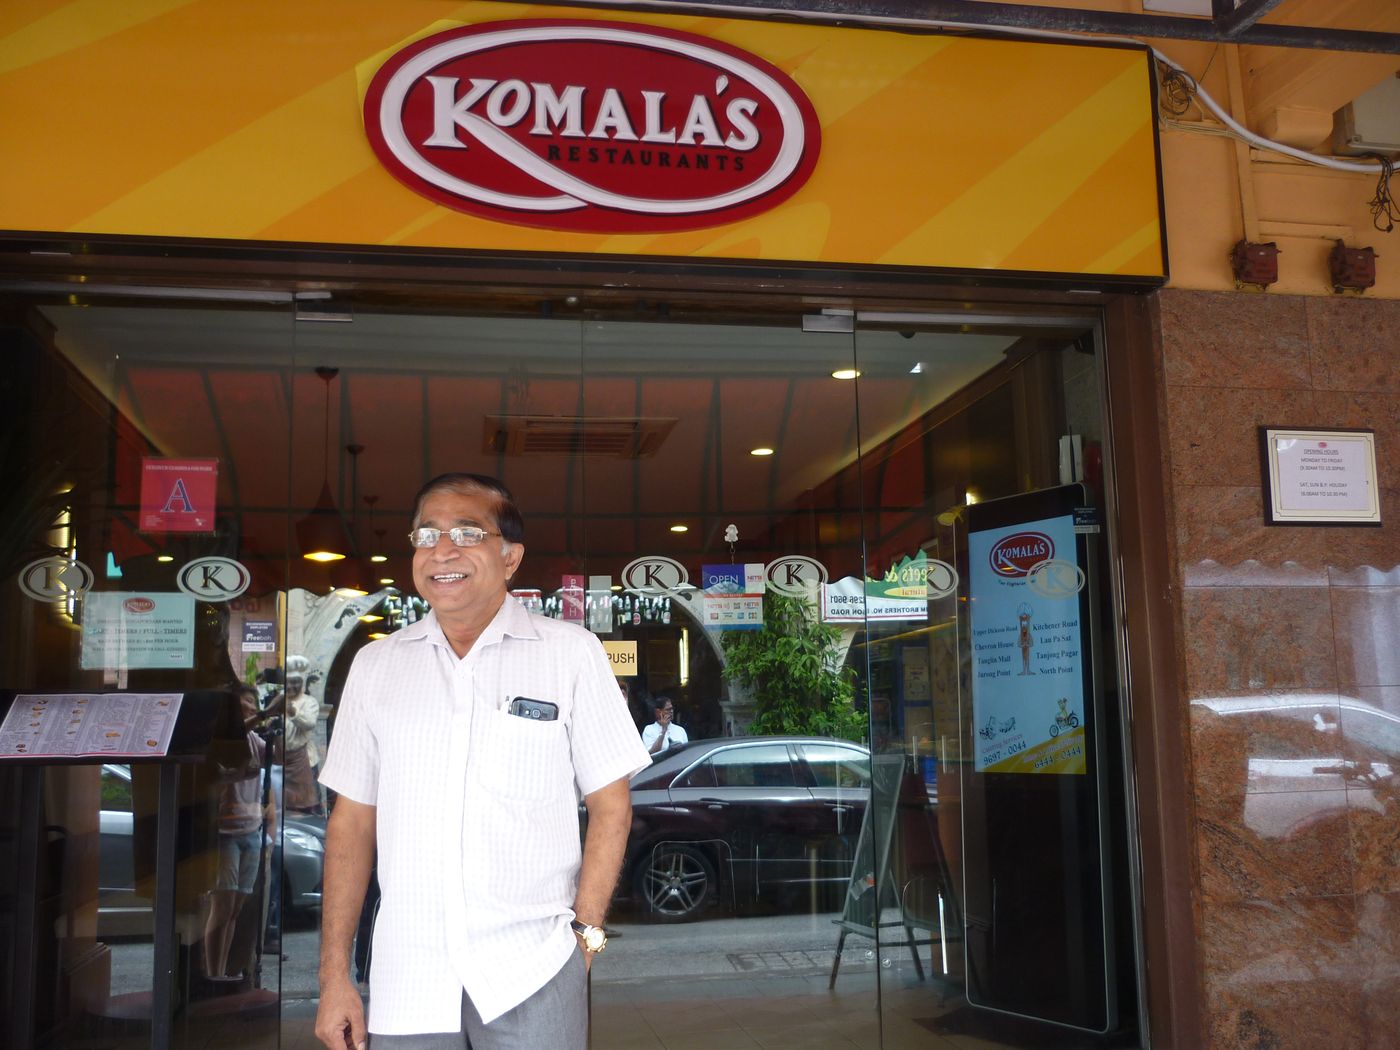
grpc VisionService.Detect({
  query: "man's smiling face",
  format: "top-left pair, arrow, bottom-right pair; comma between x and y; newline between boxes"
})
411,487 -> 523,630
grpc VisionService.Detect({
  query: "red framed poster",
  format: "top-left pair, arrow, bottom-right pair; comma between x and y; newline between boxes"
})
139,458 -> 219,533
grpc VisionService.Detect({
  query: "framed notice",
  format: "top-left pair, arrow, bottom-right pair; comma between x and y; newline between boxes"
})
1261,427 -> 1381,526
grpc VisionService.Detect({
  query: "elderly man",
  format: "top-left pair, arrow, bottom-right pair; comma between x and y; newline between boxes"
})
315,473 -> 650,1050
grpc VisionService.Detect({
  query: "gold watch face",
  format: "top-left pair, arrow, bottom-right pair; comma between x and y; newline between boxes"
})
581,926 -> 606,952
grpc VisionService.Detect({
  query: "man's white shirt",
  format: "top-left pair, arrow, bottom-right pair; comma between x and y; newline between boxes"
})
319,598 -> 650,1034
641,720 -> 689,752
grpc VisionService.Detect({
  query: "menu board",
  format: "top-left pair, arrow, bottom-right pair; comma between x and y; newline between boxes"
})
961,484 -> 1115,1034
968,510 -> 1087,774
0,693 -> 183,759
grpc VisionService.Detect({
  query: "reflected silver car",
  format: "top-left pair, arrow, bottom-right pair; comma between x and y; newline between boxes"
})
98,763 -> 325,938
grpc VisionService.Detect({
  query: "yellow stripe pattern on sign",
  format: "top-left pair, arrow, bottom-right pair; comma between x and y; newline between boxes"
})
0,0 -> 1163,277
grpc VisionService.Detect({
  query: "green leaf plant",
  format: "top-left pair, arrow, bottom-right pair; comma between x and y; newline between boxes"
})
721,592 -> 865,742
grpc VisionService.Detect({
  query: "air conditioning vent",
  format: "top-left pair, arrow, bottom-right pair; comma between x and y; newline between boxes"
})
483,415 -> 678,458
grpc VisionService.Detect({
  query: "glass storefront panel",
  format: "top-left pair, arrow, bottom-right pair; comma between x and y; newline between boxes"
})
853,318 -> 1142,1045
576,313 -> 879,1046
0,294 -> 295,1049
2,288 -> 1142,1049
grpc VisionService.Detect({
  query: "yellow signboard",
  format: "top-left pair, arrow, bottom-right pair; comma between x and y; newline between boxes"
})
0,1 -> 1163,277
602,640 -> 638,676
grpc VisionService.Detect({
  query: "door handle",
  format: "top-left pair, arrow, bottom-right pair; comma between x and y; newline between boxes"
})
698,797 -> 729,811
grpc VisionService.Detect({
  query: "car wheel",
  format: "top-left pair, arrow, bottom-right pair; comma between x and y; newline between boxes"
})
635,844 -> 715,923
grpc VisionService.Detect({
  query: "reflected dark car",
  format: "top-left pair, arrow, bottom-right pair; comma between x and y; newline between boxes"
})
98,763 -> 325,938
621,736 -> 871,922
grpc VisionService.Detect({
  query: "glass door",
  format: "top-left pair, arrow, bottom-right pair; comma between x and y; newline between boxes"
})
577,307 -> 881,1048
0,291 -> 297,1049
852,315 -> 1142,1046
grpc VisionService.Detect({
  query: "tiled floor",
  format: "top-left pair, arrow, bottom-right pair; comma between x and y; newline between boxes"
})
587,968 -> 970,1050
62,962 -> 1118,1049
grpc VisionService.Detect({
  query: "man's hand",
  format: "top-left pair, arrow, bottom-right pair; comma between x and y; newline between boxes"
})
572,777 -> 631,973
317,797 -> 376,1050
575,934 -> 595,973
314,974 -> 366,1050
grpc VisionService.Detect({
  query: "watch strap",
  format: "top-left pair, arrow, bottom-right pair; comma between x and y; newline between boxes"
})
570,920 -> 607,952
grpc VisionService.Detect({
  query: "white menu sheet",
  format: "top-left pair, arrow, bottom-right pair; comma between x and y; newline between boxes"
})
0,693 -> 184,759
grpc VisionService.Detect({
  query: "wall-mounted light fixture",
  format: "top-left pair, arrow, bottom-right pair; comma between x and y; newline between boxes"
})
1328,240 -> 1376,293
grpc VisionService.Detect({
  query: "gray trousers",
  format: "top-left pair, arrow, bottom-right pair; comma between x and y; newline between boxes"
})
368,949 -> 587,1050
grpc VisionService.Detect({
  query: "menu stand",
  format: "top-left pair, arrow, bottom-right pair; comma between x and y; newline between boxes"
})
0,691 -> 221,1050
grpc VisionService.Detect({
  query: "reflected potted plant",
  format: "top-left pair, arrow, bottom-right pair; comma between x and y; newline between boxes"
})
721,592 -> 864,742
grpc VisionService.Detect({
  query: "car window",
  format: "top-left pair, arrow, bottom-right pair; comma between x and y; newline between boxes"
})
672,760 -> 716,789
101,764 -> 133,812
802,744 -> 870,789
708,744 -> 798,788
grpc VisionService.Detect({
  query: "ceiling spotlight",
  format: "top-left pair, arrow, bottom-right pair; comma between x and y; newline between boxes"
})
156,554 -> 174,563
368,632 -> 388,640
750,447 -> 775,456
370,554 -> 388,563
359,614 -> 384,624
669,524 -> 689,533
378,577 -> 395,585
831,368 -> 861,380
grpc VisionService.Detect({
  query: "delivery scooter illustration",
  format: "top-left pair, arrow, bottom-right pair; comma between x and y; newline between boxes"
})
1049,697 -> 1080,737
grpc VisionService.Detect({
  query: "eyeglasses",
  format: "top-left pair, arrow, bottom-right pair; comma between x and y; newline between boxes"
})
407,526 -> 502,549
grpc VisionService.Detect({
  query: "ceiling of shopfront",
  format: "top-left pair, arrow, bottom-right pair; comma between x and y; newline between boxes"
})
38,303 -> 1017,588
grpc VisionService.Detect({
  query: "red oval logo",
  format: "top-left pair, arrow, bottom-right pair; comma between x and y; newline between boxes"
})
364,20 -> 821,233
988,532 -> 1054,578
123,597 -> 156,614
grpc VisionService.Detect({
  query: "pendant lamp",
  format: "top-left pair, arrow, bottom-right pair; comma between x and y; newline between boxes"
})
296,367 -> 352,562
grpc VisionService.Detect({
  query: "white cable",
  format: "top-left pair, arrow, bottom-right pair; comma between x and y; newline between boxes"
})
1148,49 -> 1383,173
598,1 -> 1387,174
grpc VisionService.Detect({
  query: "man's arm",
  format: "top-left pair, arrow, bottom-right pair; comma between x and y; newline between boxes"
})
315,796 -> 376,1050
644,723 -> 667,754
572,776 -> 632,970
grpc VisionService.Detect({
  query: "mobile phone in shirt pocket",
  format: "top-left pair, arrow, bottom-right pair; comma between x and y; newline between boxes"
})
475,707 -> 568,803
508,696 -> 558,721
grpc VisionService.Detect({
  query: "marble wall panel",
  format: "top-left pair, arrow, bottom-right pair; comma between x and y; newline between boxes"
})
1191,695 -> 1353,903
1165,386 -> 1315,491
1343,687 -> 1400,897
1305,297 -> 1400,394
1176,485 -> 1336,572
1199,896 -> 1366,1050
1159,290 -> 1313,390
1308,390 -> 1400,492
1158,292 -> 1400,1049
1356,892 -> 1400,1048
1330,586 -> 1400,687
1181,586 -> 1337,697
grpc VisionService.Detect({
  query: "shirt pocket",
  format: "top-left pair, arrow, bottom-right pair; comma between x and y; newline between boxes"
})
473,708 -> 569,803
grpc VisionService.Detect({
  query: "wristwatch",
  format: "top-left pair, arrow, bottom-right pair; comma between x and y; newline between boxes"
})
570,920 -> 608,954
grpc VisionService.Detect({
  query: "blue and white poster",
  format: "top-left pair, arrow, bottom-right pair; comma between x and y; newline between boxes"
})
80,592 -> 196,671
702,563 -> 764,629
968,513 -> 1086,774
